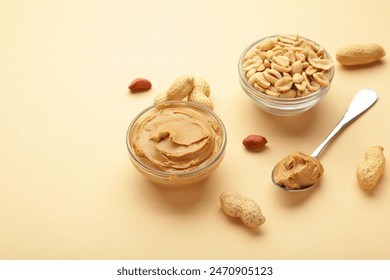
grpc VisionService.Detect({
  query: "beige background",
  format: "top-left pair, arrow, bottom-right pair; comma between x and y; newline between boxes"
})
1,0 -> 389,260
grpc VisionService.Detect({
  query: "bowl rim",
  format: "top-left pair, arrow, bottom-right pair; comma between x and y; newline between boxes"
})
126,100 -> 227,178
238,34 -> 335,103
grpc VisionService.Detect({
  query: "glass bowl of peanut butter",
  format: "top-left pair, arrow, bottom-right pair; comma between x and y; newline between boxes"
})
126,101 -> 227,187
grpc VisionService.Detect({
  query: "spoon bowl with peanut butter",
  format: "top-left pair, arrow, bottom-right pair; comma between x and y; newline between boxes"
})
272,89 -> 378,192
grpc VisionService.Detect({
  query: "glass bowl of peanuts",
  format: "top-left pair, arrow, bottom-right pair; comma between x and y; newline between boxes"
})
238,34 -> 335,116
126,101 -> 227,187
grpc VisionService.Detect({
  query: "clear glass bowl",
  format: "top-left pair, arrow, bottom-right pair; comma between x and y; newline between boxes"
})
238,35 -> 335,116
126,101 -> 227,187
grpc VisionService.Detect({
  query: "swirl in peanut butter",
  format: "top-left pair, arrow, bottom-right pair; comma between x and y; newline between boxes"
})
273,151 -> 324,189
131,104 -> 223,172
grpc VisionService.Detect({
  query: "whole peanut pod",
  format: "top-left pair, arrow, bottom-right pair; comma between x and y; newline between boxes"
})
336,44 -> 385,66
154,75 -> 194,104
356,146 -> 385,190
188,77 -> 213,110
220,191 -> 265,228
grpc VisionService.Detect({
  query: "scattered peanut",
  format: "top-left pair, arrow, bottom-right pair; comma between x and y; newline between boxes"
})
220,191 -> 265,228
336,43 -> 386,66
154,75 -> 214,110
243,135 -> 268,150
241,34 -> 334,98
188,77 -> 213,110
356,146 -> 385,190
128,78 -> 152,92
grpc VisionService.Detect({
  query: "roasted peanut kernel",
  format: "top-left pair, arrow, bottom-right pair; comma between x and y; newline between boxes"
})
273,55 -> 290,67
253,83 -> 266,93
265,87 -> 280,97
243,135 -> 268,150
307,50 -> 318,63
264,69 -> 282,84
271,62 -> 291,73
310,58 -> 334,70
295,81 -> 307,91
291,60 -> 303,75
280,89 -> 297,98
245,68 -> 256,79
275,76 -> 293,92
305,65 -> 318,76
248,72 -> 259,86
257,37 -> 277,51
292,73 -> 304,83
255,72 -> 271,89
313,72 -> 329,86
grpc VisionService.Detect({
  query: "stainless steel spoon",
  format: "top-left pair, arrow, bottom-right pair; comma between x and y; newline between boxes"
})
272,89 -> 378,192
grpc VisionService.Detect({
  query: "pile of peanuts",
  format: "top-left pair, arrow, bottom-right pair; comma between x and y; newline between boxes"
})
242,34 -> 334,98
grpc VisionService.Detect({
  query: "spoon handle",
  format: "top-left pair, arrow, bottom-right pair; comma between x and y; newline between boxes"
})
311,89 -> 378,158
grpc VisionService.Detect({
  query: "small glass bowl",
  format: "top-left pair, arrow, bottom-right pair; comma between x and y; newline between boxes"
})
238,35 -> 334,116
126,101 -> 227,187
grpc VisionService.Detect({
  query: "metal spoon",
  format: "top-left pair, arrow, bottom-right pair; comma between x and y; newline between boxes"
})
272,88 -> 378,192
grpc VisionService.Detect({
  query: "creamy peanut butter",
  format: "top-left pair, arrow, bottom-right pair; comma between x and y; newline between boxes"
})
273,151 -> 324,189
130,103 -> 223,173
